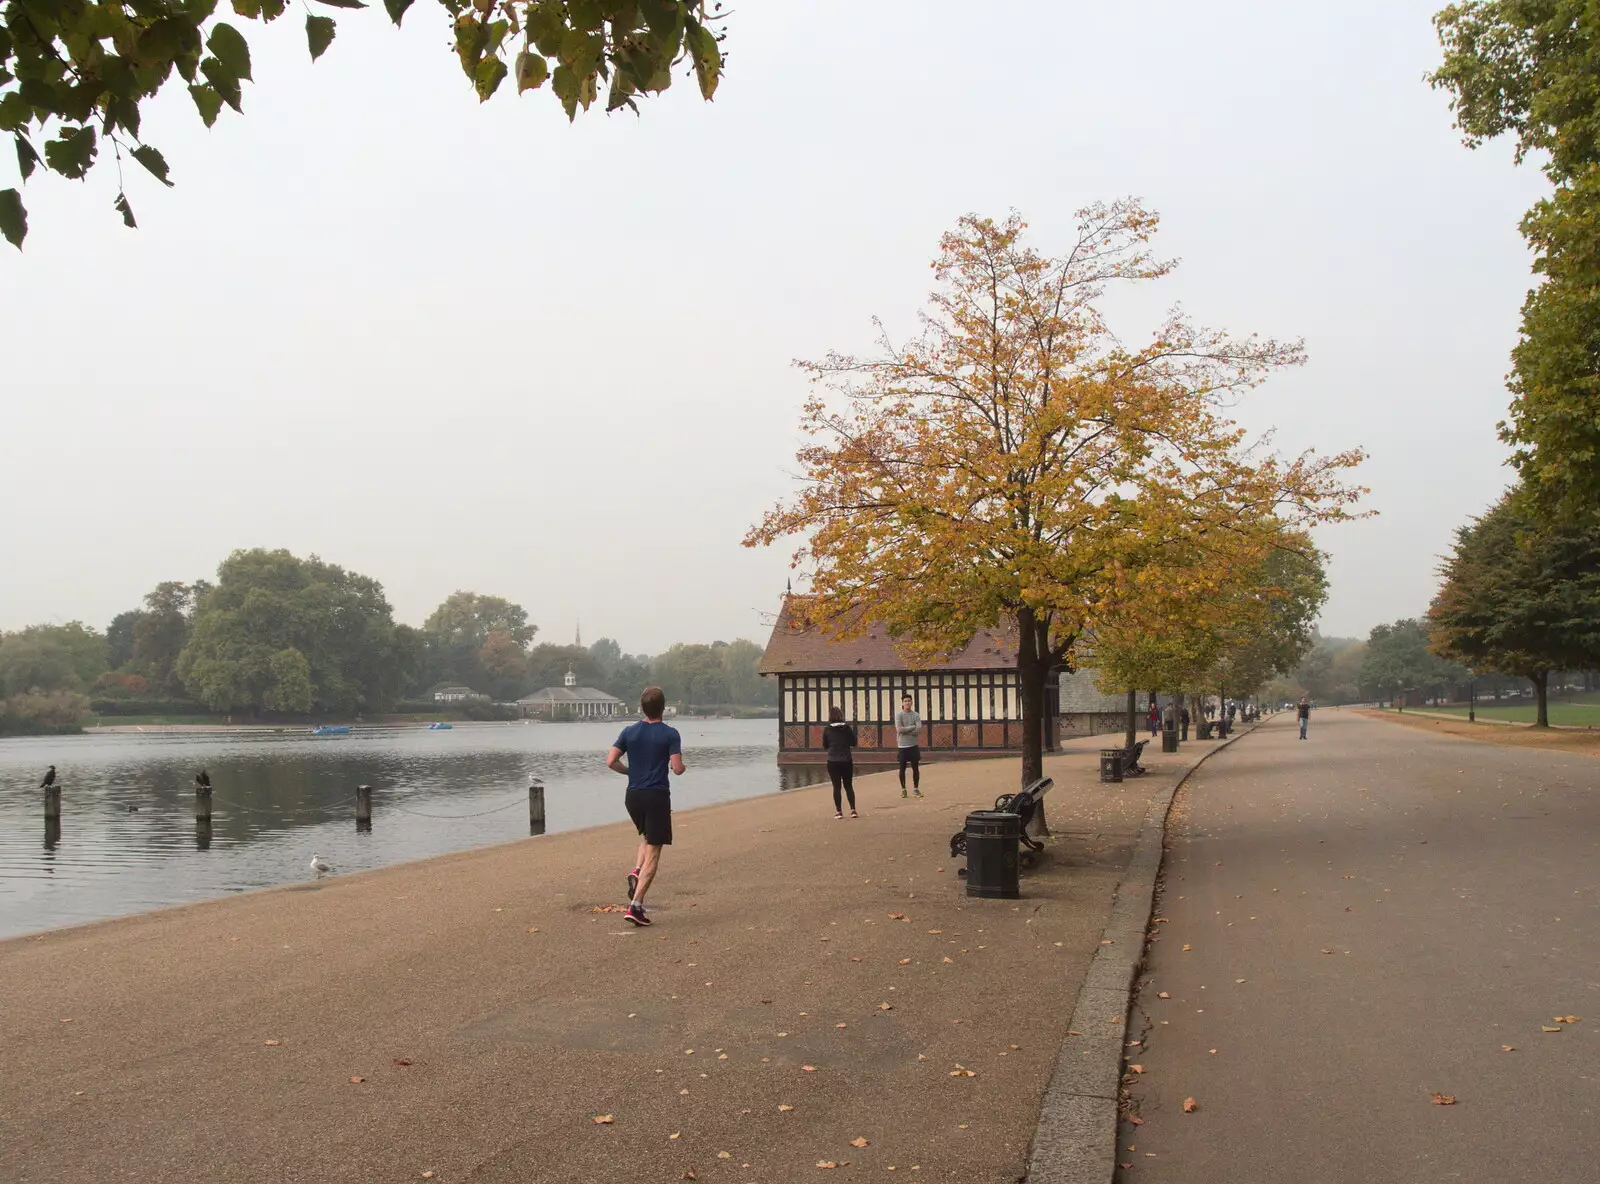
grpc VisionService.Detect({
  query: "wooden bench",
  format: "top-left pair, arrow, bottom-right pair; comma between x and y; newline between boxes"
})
949,776 -> 1054,862
1121,738 -> 1149,776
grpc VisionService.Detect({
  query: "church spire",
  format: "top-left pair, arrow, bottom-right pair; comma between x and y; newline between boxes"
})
575,619 -> 582,648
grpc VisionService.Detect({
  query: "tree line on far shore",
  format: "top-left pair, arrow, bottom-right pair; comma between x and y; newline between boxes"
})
0,548 -> 774,734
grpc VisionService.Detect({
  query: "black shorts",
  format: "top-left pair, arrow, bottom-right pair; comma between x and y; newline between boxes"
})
898,745 -> 921,770
625,788 -> 673,846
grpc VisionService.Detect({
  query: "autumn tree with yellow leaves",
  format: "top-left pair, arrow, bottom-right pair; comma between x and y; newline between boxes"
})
746,203 -> 1366,784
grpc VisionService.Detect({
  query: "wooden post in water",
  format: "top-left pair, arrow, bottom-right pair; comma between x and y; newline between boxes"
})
356,784 -> 373,828
43,784 -> 61,822
195,784 -> 212,823
529,780 -> 546,836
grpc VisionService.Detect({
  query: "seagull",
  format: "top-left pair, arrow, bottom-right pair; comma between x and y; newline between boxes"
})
40,765 -> 56,788
195,769 -> 212,789
309,853 -> 334,879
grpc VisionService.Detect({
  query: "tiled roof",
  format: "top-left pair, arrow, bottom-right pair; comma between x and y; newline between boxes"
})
517,687 -> 624,704
758,596 -> 1016,675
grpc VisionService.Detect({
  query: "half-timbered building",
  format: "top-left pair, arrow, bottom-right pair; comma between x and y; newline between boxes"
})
759,597 -> 1059,763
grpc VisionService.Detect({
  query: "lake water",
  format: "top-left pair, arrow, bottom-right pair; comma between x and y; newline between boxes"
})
0,719 -> 810,940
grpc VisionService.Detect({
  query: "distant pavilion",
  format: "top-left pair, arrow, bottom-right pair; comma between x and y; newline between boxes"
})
517,671 -> 625,720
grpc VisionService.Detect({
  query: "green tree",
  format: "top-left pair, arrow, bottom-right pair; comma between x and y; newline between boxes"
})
1361,619 -> 1468,708
423,591 -> 537,649
0,1 -> 727,248
177,548 -> 406,714
1429,487 -> 1600,725
262,647 -> 313,713
1431,2 -> 1600,513
0,622 -> 107,694
525,642 -> 601,693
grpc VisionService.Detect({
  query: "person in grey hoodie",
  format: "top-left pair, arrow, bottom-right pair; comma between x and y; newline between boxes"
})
895,693 -> 923,798
823,704 -> 859,818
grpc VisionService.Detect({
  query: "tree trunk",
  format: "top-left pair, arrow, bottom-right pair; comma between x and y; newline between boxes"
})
1016,606 -> 1047,787
1124,689 -> 1137,748
1532,669 -> 1550,728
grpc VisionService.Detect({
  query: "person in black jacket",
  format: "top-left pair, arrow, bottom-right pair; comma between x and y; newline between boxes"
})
823,705 -> 858,819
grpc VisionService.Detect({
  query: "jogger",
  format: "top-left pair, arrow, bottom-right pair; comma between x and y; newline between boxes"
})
1298,695 -> 1311,739
607,686 -> 685,926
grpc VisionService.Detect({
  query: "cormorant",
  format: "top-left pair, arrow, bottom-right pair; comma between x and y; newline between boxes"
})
39,765 -> 56,788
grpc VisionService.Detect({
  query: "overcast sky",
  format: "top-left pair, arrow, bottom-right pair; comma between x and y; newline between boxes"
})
0,1 -> 1546,653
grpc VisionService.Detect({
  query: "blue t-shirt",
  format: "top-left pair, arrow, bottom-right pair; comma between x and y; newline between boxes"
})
613,720 -> 682,791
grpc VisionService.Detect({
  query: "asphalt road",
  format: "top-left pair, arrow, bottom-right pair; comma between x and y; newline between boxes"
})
1121,710 -> 1599,1183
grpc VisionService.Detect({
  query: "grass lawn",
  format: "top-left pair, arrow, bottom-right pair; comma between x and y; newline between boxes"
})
1418,691 -> 1600,727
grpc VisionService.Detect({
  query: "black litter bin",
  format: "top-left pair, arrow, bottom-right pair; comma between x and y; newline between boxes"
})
964,810 -> 1020,899
1099,748 -> 1124,783
1162,727 -> 1178,754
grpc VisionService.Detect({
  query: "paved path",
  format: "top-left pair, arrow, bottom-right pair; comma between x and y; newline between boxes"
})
1122,710 -> 1600,1183
2,731 -> 1208,1184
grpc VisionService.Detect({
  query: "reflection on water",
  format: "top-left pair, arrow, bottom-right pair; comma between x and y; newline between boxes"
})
0,719 -> 780,939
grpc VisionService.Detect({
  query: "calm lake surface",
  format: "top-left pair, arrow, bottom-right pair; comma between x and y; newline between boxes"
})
0,719 -> 803,940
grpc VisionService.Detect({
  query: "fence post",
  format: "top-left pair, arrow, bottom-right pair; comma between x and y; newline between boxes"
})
195,784 -> 212,823
356,784 -> 373,830
43,784 -> 61,822
529,780 -> 546,836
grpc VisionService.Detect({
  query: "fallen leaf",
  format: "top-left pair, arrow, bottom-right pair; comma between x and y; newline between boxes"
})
835,1023 -> 848,1029
850,1137 -> 870,1147
817,1162 -> 838,1169
899,958 -> 912,965
1235,979 -> 1247,984
778,1104 -> 794,1112
1500,1045 -> 1516,1052
941,956 -> 954,964
1320,948 -> 1334,954
669,1133 -> 681,1139
949,1065 -> 977,1077
263,1040 -> 281,1047
1542,1026 -> 1563,1033
1156,992 -> 1170,999
682,1171 -> 697,1181
593,1115 -> 615,1124
526,927 -> 540,933
878,1003 -> 894,1011
421,1174 -> 434,1180
717,1151 -> 731,1159
1182,1097 -> 1198,1113
1128,1115 -> 1144,1126
1555,1015 -> 1581,1023
393,1058 -> 413,1067
927,929 -> 943,934
349,1077 -> 365,1084
887,913 -> 906,920
802,1065 -> 817,1072
1182,944 -> 1192,952
1128,1065 -> 1145,1074
59,1018 -> 73,1024
1431,1093 -> 1456,1106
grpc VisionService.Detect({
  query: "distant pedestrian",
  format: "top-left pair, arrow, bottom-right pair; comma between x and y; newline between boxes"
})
1147,701 -> 1160,738
823,705 -> 858,819
39,765 -> 56,789
606,686 -> 685,927
895,693 -> 923,798
1180,706 -> 1190,741
1297,695 -> 1311,739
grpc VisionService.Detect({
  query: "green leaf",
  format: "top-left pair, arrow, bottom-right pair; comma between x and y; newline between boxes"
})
474,55 -> 507,102
686,18 -> 719,100
131,144 -> 174,187
306,14 -> 336,60
311,0 -> 367,8
383,0 -> 414,24
43,125 -> 97,180
260,0 -> 286,18
525,0 -> 565,55
0,188 -> 26,249
232,0 -> 263,17
189,83 -> 224,127
551,62 -> 580,120
114,191 -> 137,228
14,134 -> 39,181
567,0 -> 604,31
107,96 -> 141,137
207,22 -> 252,81
515,50 -> 548,92
454,16 -> 486,74
199,56 -> 243,112
0,92 -> 28,132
